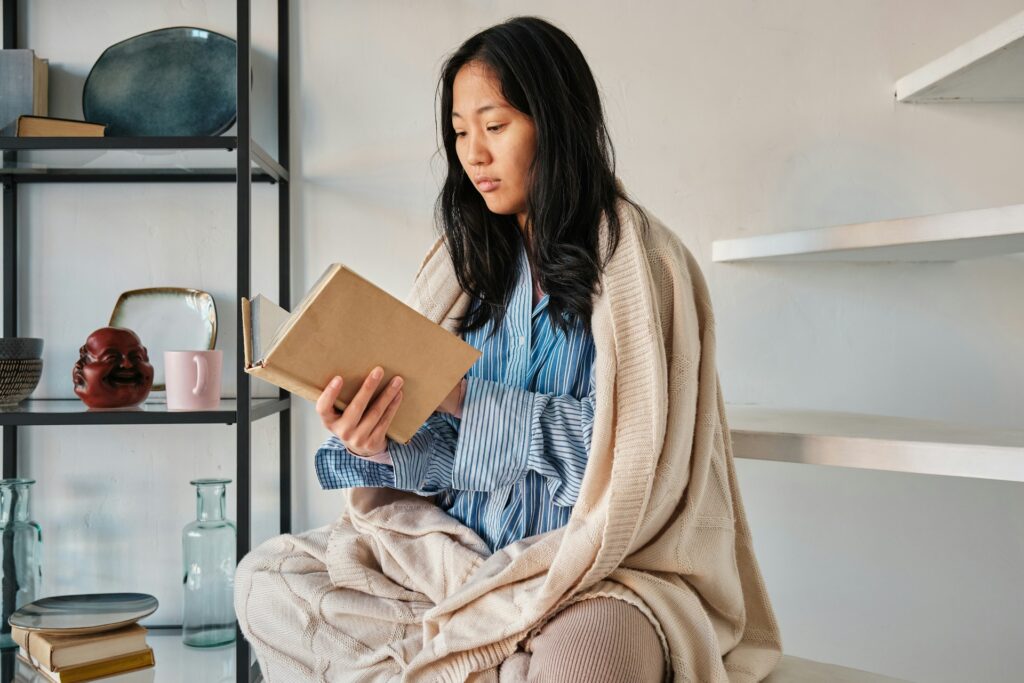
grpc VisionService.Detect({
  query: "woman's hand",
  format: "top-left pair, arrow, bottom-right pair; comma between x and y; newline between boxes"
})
316,366 -> 403,457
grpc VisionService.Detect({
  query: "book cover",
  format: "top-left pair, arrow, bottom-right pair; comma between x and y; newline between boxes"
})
11,623 -> 147,671
18,647 -> 154,683
16,115 -> 106,137
241,263 -> 481,444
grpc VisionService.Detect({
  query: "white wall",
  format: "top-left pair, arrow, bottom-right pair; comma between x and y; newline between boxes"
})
4,2 -> 1023,682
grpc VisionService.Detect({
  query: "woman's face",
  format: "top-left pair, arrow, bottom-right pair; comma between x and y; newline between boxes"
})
452,61 -> 537,231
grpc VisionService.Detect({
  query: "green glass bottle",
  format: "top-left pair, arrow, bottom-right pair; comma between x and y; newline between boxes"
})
182,478 -> 236,647
0,478 -> 42,649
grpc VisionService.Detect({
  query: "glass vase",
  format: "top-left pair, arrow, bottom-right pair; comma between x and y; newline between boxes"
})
182,478 -> 236,647
0,478 -> 42,650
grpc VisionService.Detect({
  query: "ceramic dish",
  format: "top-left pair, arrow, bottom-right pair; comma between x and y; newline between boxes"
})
9,592 -> 158,634
109,287 -> 217,391
82,26 -> 237,137
0,358 -> 42,407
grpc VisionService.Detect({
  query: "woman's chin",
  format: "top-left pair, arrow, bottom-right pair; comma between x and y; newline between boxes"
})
482,199 -> 512,215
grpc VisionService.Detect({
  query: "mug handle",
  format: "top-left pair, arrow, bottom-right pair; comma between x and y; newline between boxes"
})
193,355 -> 208,396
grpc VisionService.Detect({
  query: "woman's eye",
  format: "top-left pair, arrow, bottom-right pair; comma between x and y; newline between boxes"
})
487,125 -> 504,132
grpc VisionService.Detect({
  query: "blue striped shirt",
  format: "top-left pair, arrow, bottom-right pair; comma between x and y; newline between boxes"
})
315,239 -> 596,553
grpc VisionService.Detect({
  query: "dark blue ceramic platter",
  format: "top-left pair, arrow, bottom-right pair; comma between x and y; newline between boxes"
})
83,26 -> 236,137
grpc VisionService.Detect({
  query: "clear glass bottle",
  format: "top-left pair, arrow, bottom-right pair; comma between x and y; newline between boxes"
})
0,478 -> 42,649
182,478 -> 236,647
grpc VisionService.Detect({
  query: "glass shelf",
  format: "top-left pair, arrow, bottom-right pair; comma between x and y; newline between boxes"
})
0,137 -> 287,183
0,136 -> 239,150
0,397 -> 289,426
0,627 -> 248,682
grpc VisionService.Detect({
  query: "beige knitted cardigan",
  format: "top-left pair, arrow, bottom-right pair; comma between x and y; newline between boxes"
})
309,196 -> 781,682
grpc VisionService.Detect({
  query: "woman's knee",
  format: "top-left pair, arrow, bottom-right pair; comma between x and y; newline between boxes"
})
527,597 -> 666,683
234,532 -> 322,641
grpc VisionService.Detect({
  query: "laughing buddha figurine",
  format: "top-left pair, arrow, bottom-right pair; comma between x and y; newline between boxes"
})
73,327 -> 154,409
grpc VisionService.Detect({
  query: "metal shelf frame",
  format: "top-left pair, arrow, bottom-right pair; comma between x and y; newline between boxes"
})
0,397 -> 290,426
0,137 -> 287,183
0,168 -> 277,183
0,2 -> 291,681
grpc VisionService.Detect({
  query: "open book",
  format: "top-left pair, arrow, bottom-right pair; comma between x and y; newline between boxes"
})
241,264 -> 482,444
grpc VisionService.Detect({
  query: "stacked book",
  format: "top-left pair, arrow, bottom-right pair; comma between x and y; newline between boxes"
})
12,623 -> 155,683
0,48 -> 48,136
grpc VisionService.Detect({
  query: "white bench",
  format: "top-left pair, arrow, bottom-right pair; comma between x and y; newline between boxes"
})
764,655 -> 913,682
251,651 -> 915,682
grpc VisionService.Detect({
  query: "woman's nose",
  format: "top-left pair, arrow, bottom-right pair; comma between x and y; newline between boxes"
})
466,132 -> 490,165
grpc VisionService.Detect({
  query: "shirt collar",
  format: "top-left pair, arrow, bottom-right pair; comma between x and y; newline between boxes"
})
517,239 -> 550,319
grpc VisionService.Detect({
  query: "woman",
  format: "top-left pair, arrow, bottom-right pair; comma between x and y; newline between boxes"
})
314,15 -> 639,551
236,16 -> 782,683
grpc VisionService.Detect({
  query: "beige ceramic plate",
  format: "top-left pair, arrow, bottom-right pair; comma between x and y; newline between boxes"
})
109,287 -> 217,391
9,592 -> 159,634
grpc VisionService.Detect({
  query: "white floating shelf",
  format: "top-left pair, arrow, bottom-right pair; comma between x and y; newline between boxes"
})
711,202 -> 1024,262
727,404 -> 1024,483
895,9 -> 1024,102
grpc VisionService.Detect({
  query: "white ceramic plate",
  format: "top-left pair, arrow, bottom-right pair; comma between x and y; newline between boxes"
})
9,592 -> 159,634
109,288 -> 217,391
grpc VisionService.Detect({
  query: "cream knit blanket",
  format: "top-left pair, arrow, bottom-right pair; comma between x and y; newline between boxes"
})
238,195 -> 783,682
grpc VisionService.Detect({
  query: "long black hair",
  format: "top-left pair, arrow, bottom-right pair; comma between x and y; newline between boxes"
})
434,16 -> 649,340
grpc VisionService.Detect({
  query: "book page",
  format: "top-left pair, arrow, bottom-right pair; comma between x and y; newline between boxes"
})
252,294 -> 292,363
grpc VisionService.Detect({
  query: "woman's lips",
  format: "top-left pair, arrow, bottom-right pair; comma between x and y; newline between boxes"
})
477,179 -> 499,192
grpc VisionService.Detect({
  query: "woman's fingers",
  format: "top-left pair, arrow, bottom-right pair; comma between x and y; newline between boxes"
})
364,375 -> 404,426
342,366 -> 385,426
325,367 -> 381,442
316,375 -> 344,428
368,390 -> 403,445
347,373 -> 403,450
316,367 -> 405,454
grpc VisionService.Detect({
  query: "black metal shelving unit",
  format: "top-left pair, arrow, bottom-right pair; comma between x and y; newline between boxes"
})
0,2 -> 290,681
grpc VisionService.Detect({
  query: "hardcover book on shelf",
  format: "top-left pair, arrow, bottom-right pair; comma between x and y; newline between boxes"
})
15,115 -> 106,137
10,623 -> 148,671
241,263 -> 482,444
17,647 -> 154,683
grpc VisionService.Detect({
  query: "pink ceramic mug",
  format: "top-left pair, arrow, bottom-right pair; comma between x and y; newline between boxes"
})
165,350 -> 223,410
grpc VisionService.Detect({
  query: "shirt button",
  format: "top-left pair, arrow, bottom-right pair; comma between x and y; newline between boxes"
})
518,335 -> 526,345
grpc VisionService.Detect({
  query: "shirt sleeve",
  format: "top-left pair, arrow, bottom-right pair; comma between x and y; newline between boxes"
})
450,367 -> 597,507
313,412 -> 459,496
315,368 -> 597,508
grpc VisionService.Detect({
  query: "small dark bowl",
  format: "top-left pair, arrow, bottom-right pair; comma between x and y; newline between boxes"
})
0,338 -> 43,360
0,359 -> 42,406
